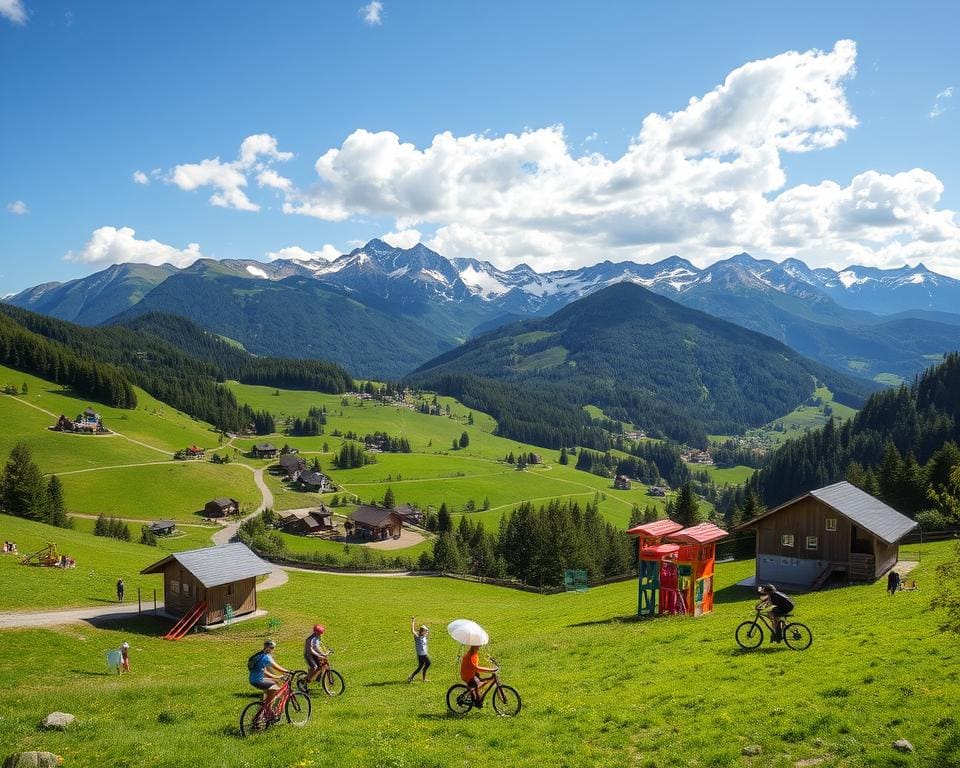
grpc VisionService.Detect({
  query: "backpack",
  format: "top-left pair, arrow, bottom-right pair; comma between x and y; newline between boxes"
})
247,650 -> 265,671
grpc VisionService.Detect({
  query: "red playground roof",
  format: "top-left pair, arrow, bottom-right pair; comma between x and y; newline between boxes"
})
626,519 -> 684,538
667,522 -> 728,544
640,543 -> 680,558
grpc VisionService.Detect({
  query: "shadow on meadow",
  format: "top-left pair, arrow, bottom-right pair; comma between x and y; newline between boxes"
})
83,614 -> 171,636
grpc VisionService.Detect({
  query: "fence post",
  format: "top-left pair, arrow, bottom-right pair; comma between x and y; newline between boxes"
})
153,589 -> 157,615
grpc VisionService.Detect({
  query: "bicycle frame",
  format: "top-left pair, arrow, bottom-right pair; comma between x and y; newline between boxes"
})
256,675 -> 294,720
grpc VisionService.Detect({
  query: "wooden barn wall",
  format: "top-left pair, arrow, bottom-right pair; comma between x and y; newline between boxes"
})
755,497 -> 851,562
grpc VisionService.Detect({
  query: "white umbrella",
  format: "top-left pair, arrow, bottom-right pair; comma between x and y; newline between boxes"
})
447,619 -> 489,646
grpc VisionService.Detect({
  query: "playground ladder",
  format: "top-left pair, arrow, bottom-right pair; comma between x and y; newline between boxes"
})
163,601 -> 207,640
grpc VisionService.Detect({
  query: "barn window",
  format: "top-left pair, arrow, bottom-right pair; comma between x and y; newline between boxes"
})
170,580 -> 179,595
781,534 -> 795,547
825,518 -> 837,532
806,536 -> 818,550
182,582 -> 191,598
227,583 -> 233,596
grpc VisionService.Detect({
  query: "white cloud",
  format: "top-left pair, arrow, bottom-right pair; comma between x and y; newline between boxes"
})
132,170 -> 150,185
360,1 -> 382,25
381,229 -> 422,249
6,200 -> 29,215
0,0 -> 27,25
65,226 -> 204,267
930,86 -> 954,119
265,245 -> 341,262
257,169 -> 293,192
166,133 -> 292,211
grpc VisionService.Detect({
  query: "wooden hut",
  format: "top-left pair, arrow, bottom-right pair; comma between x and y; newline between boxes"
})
204,497 -> 239,518
736,481 -> 918,589
347,505 -> 403,540
279,507 -> 333,535
149,519 -> 177,536
140,542 -> 272,626
278,454 -> 306,478
297,471 -> 332,492
253,443 -> 278,459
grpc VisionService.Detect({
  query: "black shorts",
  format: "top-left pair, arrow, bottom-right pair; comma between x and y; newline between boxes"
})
250,680 -> 273,691
305,654 -> 320,670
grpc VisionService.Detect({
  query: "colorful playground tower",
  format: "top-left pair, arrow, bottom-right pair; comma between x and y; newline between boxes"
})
626,520 -> 728,617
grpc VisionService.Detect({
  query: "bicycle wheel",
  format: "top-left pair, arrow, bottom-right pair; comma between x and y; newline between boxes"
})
285,692 -> 312,726
492,684 -> 522,717
446,684 -> 473,715
735,620 -> 764,650
783,622 -> 813,651
240,702 -> 268,737
293,670 -> 310,694
322,669 -> 346,696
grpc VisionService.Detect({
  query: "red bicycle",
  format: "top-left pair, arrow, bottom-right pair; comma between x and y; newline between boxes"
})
294,650 -> 346,696
239,673 -> 311,736
446,658 -> 521,717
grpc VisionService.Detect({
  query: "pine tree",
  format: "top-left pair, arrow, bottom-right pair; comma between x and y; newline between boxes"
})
46,475 -> 69,528
437,502 -> 452,533
459,431 -> 469,449
0,442 -> 48,522
382,486 -> 396,509
432,532 -> 465,572
94,513 -> 108,536
671,483 -> 700,528
140,525 -> 158,546
559,447 -> 568,465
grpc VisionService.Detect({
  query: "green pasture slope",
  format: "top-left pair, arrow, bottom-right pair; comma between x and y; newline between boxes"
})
0,538 -> 956,767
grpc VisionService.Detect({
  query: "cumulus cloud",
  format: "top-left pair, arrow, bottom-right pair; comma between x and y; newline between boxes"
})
6,200 -> 29,215
360,1 -> 382,25
167,133 -> 293,211
257,169 -> 293,192
0,0 -> 27,25
65,226 -> 204,267
265,245 -> 341,262
930,86 -> 954,119
132,170 -> 150,185
381,229 -> 422,249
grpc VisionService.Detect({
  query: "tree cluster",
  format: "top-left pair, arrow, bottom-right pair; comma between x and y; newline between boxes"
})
0,443 -> 70,528
333,442 -> 375,469
93,513 -> 131,541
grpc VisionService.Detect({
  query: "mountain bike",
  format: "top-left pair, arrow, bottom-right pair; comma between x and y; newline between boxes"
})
294,650 -> 346,696
735,607 -> 813,651
446,658 -> 521,717
239,673 -> 311,736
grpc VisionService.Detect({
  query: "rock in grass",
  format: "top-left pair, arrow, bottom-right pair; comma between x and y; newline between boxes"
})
39,712 -> 75,731
892,739 -> 914,753
3,752 -> 63,768
742,745 -> 762,756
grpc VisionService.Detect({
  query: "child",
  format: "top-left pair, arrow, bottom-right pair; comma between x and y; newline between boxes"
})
119,641 -> 130,673
756,584 -> 794,640
407,617 -> 430,683
303,624 -> 331,684
459,645 -> 497,706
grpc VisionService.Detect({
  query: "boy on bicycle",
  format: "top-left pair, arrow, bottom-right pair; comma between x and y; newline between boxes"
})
757,584 -> 794,641
303,624 -> 331,684
248,639 -> 290,715
460,645 -> 497,707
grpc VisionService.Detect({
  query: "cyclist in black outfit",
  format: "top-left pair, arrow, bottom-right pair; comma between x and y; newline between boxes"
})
757,584 -> 794,641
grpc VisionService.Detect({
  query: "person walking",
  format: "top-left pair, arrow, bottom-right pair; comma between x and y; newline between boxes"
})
407,617 -> 431,683
887,569 -> 901,596
116,578 -> 125,603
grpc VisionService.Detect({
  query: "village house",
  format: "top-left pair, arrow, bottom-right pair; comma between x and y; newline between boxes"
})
297,470 -> 333,492
204,497 -> 240,518
185,445 -> 206,460
346,505 -> 403,541
736,481 -> 918,589
148,520 -> 177,537
277,454 -> 307,479
76,407 -> 102,432
614,475 -> 632,490
141,542 -> 272,626
647,485 -> 669,497
394,503 -> 424,525
278,506 -> 334,536
252,442 -> 278,459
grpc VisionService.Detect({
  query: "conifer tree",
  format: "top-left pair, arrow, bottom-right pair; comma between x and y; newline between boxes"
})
671,483 -> 700,528
559,447 -> 569,465
437,502 -> 452,533
0,442 -> 48,522
46,475 -> 69,528
382,486 -> 396,509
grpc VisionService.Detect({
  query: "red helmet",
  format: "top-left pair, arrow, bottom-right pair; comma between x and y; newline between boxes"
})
313,624 -> 325,635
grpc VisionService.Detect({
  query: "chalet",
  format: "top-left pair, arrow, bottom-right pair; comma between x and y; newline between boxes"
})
297,471 -> 332,493
279,507 -> 333,535
614,475 -> 632,490
346,505 -> 403,540
204,497 -> 240,518
394,504 -> 424,525
647,486 -> 669,497
185,445 -> 206,460
75,408 -> 103,433
736,481 -> 918,589
253,443 -> 278,459
148,520 -> 177,537
55,415 -> 75,432
277,454 -> 307,478
141,542 -> 272,626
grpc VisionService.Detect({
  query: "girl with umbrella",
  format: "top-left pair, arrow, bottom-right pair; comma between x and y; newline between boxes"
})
448,619 -> 497,707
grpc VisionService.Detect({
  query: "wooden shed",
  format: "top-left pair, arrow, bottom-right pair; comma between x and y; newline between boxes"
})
737,481 -> 918,589
204,497 -> 239,518
141,542 -> 272,626
253,443 -> 278,459
347,505 -> 403,540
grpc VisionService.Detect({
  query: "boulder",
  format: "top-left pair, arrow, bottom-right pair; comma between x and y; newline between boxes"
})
39,713 -> 74,731
742,745 -> 762,757
892,739 -> 914,753
3,752 -> 62,768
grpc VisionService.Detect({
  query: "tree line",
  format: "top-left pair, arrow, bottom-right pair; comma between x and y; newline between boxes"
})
0,442 -> 69,528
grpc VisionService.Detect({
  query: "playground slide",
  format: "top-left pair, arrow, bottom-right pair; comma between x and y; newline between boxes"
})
163,602 -> 207,640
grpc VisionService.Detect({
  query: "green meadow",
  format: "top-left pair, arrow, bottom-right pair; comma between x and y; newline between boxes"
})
0,522 -> 956,768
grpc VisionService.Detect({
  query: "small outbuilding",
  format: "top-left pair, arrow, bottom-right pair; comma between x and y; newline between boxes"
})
614,475 -> 632,490
394,503 -> 423,525
204,497 -> 239,518
278,454 -> 306,478
279,507 -> 333,535
253,443 -> 278,459
149,519 -> 177,536
297,471 -> 332,492
347,505 -> 403,540
141,542 -> 272,626
736,481 -> 918,589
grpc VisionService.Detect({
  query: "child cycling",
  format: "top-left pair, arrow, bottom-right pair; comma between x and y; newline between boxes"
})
757,584 -> 794,641
303,624 -> 331,684
248,639 -> 290,714
459,644 -> 497,707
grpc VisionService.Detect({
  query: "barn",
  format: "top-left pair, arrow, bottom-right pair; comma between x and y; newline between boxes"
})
736,481 -> 918,589
141,542 -> 272,627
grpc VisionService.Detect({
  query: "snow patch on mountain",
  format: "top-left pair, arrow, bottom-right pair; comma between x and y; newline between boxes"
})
246,265 -> 268,279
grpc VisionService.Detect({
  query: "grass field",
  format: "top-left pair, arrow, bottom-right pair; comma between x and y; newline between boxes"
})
68,516 -> 218,553
689,463 -> 757,486
0,530 -> 956,767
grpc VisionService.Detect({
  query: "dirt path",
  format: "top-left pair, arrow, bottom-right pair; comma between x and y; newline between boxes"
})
67,512 -> 213,529
212,467 -> 272,546
0,602 -> 166,630
56,460 -> 180,476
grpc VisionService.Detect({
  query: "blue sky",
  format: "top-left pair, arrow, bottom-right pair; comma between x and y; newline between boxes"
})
1,0 -> 958,293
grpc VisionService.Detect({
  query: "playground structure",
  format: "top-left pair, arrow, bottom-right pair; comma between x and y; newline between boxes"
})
20,542 -> 73,568
627,520 -> 728,617
163,602 -> 208,640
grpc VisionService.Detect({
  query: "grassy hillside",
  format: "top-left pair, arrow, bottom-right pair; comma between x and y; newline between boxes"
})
0,540 -> 955,767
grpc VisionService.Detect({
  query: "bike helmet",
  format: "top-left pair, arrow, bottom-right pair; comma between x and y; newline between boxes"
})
313,624 -> 325,635
264,639 -> 276,648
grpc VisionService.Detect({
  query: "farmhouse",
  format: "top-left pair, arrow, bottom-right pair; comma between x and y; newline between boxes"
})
54,415 -> 75,431
148,520 -> 177,536
736,481 -> 918,589
297,471 -> 333,492
647,485 -> 668,497
346,505 -> 403,540
76,407 -> 102,432
141,542 -> 272,626
185,445 -> 205,460
204,497 -> 239,518
614,475 -> 632,490
394,503 -> 423,525
279,506 -> 333,535
278,454 -> 306,478
253,443 -> 278,459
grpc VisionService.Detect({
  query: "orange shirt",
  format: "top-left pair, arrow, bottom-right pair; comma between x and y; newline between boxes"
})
460,649 -> 480,682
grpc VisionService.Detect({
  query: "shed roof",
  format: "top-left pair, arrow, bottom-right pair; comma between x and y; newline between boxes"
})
640,543 -> 680,557
738,481 -> 917,545
349,505 -> 401,527
299,471 -> 328,485
149,519 -> 176,532
208,497 -> 238,508
667,522 -> 728,544
140,542 -> 272,588
255,442 -> 277,451
278,454 -> 304,468
626,519 -> 684,538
